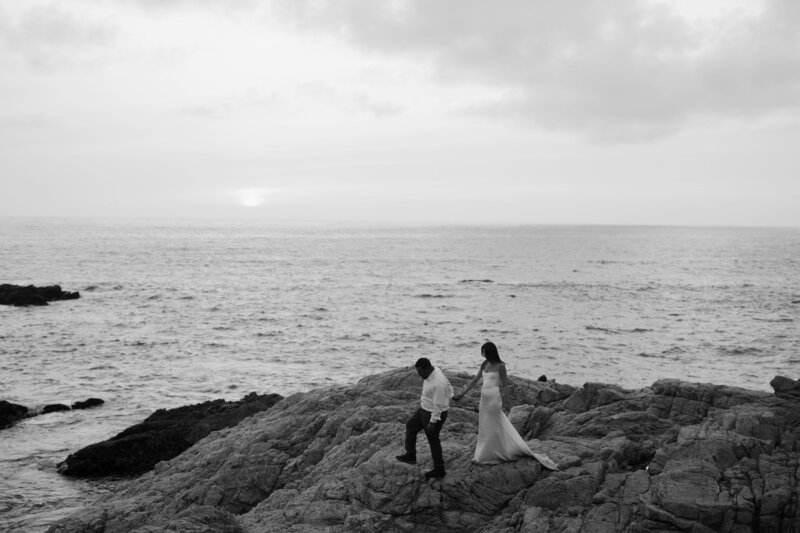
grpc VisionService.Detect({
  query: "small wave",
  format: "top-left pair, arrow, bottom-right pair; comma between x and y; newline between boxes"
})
585,326 -> 619,334
83,284 -> 123,292
635,352 -> 666,359
417,294 -> 449,298
717,346 -> 764,356
255,331 -> 283,338
662,346 -> 686,355
585,325 -> 652,335
753,317 -> 793,323
459,279 -> 494,283
127,340 -> 149,347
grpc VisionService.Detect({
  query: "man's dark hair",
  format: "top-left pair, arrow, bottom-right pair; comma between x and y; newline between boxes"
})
415,357 -> 432,370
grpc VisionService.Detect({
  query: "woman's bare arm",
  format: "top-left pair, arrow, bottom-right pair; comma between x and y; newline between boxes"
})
453,361 -> 485,400
499,363 -> 508,388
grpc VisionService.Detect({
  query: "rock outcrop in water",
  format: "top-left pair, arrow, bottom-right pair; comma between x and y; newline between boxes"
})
1,397 -> 106,430
70,398 -> 105,410
0,400 -> 29,429
0,284 -> 80,306
57,392 -> 284,477
46,370 -> 800,533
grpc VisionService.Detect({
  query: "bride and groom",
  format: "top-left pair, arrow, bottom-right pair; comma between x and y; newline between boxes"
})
396,342 -> 558,479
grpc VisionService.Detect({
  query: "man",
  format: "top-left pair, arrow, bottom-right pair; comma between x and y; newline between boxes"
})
396,357 -> 454,479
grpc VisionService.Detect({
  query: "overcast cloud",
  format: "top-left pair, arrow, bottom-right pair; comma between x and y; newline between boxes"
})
273,0 -> 800,140
1,0 -> 798,225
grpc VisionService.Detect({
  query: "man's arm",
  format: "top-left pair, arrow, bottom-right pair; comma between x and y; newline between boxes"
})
430,383 -> 448,423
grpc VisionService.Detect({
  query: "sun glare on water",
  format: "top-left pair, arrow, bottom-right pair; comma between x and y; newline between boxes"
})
236,188 -> 269,207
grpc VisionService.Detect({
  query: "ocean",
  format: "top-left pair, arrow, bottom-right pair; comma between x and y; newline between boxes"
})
1,217 -> 798,531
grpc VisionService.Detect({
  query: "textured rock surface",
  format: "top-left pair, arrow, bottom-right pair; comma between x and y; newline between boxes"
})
0,284 -> 80,306
57,392 -> 283,477
46,369 -> 800,532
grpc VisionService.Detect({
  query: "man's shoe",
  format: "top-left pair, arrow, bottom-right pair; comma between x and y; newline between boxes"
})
424,469 -> 445,479
396,454 -> 417,465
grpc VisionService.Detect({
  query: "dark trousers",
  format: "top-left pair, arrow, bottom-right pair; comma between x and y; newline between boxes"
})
405,408 -> 448,471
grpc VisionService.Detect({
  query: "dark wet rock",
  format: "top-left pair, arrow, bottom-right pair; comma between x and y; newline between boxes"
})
47,371 -> 800,533
71,398 -> 104,410
57,392 -> 284,478
42,404 -> 72,414
0,400 -> 29,429
0,284 -> 80,306
771,375 -> 800,402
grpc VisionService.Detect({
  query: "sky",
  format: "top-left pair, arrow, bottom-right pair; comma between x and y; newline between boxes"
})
1,0 -> 799,226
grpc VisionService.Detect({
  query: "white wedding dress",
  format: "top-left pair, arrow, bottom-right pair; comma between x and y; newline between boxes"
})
473,371 -> 558,470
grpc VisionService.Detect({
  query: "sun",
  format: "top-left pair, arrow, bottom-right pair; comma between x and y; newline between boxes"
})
236,188 -> 269,207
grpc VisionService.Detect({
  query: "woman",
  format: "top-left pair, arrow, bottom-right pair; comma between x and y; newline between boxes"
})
454,342 -> 558,470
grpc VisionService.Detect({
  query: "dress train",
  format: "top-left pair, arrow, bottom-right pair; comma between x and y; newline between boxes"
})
473,372 -> 558,470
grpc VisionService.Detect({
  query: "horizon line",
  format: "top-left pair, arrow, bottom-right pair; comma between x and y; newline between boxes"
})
1,215 -> 798,230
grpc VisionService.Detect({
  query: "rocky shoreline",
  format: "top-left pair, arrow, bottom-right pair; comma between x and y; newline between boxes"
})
46,368 -> 800,532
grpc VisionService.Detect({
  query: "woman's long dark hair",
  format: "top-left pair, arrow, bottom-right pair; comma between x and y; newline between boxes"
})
481,341 -> 503,364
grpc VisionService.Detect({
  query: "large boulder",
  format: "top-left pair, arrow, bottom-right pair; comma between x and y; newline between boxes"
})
0,284 -> 80,306
46,370 -> 800,532
57,392 -> 283,477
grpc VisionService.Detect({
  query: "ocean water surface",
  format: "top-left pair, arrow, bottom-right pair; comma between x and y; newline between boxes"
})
1,218 -> 798,531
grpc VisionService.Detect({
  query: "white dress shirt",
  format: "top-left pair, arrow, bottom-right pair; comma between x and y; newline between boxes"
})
420,367 -> 454,423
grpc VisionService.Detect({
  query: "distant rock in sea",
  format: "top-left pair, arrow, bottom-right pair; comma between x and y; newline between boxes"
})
71,398 -> 105,410
1,397 -> 107,430
57,392 -> 284,478
45,370 -> 800,533
0,400 -> 29,429
0,284 -> 80,306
